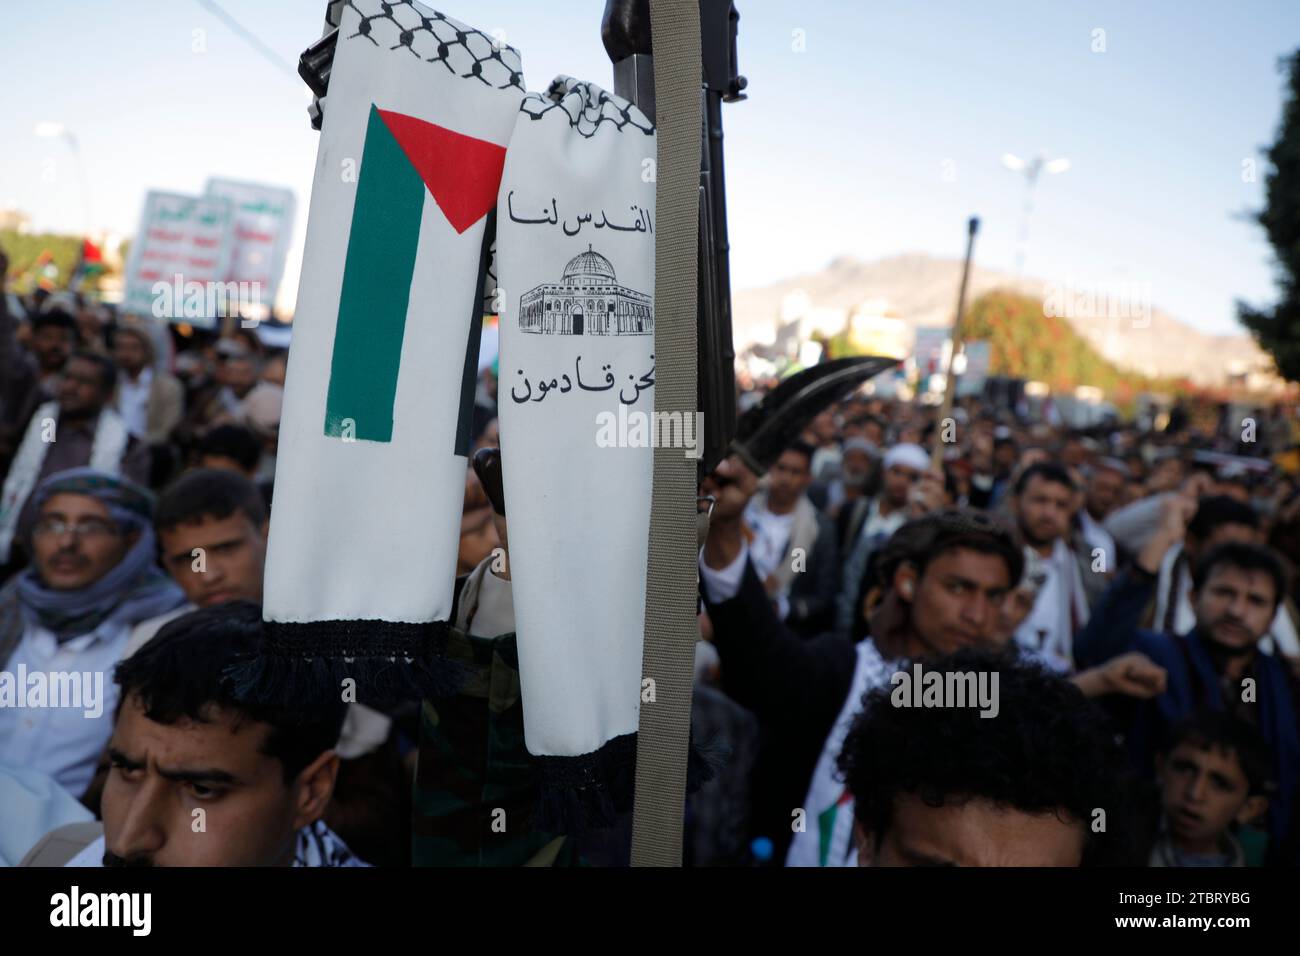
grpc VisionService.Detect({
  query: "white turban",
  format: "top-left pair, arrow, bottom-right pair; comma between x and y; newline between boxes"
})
883,442 -> 930,473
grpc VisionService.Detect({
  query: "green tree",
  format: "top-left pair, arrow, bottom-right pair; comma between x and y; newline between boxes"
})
963,289 -> 1175,410
1238,50 -> 1300,383
0,229 -> 83,291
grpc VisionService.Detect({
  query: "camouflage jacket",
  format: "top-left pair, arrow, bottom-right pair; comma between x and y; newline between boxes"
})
412,559 -> 576,866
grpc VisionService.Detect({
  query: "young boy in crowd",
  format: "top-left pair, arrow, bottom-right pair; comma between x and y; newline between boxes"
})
1150,711 -> 1271,867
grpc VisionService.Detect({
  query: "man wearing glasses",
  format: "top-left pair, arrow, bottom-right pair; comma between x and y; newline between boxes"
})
0,468 -> 186,799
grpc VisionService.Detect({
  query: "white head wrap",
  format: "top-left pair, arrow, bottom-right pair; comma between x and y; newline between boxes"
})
882,442 -> 930,473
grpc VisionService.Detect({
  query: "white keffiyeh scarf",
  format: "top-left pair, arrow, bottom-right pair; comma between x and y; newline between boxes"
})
242,0 -> 526,703
0,402 -> 129,563
495,75 -> 656,826
246,0 -> 696,829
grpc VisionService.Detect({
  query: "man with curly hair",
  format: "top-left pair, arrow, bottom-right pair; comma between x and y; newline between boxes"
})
838,648 -> 1136,866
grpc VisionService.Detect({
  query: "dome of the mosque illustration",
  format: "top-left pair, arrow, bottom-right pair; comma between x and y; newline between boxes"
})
562,244 -> 617,284
519,245 -> 653,336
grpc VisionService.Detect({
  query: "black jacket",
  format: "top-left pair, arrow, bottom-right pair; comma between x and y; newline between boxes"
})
703,554 -> 857,862
786,511 -> 842,637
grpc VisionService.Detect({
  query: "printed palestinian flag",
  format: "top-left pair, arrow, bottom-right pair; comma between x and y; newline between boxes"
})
323,104 -> 505,447
238,0 -> 527,706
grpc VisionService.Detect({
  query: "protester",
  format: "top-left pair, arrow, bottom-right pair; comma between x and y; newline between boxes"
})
72,299 -> 110,356
129,468 -> 269,654
137,467 -> 403,864
110,324 -> 183,445
0,352 -> 152,567
235,381 -> 282,484
700,452 -> 1024,864
458,462 -> 500,577
0,258 -> 40,471
260,350 -> 288,388
1009,462 -> 1090,666
802,408 -> 841,482
193,424 -> 263,477
1075,493 -> 1300,863
26,308 -> 78,397
834,441 -> 936,633
1156,496 -> 1297,655
0,305 -> 77,467
197,340 -> 261,425
1149,711 -> 1272,867
0,469 -> 186,797
36,602 -> 368,867
838,648 -> 1137,866
1084,457 -> 1130,523
740,441 -> 839,634
810,435 -> 874,518
415,451 -> 577,865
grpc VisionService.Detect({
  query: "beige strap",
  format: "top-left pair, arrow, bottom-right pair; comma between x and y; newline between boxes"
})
629,0 -> 703,867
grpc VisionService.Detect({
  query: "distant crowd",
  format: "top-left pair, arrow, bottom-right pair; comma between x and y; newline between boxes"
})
2,263 -> 1300,867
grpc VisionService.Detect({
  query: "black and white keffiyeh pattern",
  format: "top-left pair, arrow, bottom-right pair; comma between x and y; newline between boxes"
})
64,819 -> 368,867
293,820 -> 369,868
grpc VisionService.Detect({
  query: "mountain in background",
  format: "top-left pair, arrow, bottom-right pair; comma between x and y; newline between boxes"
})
731,253 -> 1280,389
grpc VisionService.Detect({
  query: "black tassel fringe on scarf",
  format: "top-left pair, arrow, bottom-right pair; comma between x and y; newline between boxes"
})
531,727 -> 731,834
224,620 -> 470,711
226,619 -> 731,837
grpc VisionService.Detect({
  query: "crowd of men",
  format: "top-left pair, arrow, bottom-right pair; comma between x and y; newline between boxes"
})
697,392 -> 1299,867
2,260 -> 1299,867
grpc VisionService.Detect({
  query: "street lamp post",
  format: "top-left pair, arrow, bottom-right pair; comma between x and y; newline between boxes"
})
35,121 -> 94,235
1002,152 -> 1069,274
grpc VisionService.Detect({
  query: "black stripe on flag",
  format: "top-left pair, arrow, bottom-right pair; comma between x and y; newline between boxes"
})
455,209 -> 496,457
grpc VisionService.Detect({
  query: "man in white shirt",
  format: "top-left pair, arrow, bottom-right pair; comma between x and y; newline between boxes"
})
0,469 -> 186,797
114,361 -> 152,441
111,325 -> 183,445
1011,462 -> 1090,667
1075,457 -> 1127,587
741,441 -> 829,623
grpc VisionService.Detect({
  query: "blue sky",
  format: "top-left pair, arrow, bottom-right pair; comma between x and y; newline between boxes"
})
2,0 -> 1298,334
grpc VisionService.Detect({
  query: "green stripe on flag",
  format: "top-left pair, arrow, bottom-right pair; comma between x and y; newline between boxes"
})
817,803 -> 837,867
324,104 -> 424,443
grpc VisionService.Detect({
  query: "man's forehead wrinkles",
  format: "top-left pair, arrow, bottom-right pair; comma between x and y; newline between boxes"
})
120,719 -> 261,777
156,763 -> 242,784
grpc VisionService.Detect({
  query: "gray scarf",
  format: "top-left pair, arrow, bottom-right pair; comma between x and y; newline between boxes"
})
0,468 -> 185,663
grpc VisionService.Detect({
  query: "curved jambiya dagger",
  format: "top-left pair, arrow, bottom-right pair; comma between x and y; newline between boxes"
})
727,355 -> 900,478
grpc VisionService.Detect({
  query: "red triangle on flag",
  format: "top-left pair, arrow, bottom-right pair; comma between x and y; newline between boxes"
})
377,108 -> 506,235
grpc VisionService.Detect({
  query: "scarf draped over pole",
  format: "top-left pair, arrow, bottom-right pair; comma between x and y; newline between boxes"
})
237,0 -> 526,705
